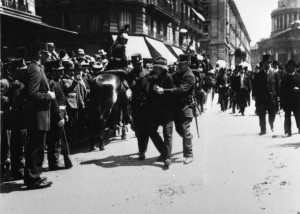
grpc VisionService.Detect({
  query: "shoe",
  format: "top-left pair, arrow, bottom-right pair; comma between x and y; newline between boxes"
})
138,153 -> 145,160
64,155 -> 73,169
164,158 -> 171,167
99,146 -> 105,151
184,157 -> 194,164
48,164 -> 65,171
259,131 -> 266,136
282,133 -> 292,138
156,155 -> 164,162
26,178 -> 52,189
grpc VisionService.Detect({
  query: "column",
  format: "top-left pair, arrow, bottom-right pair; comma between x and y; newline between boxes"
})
288,51 -> 291,60
287,14 -> 290,28
275,51 -> 278,61
283,14 -> 285,29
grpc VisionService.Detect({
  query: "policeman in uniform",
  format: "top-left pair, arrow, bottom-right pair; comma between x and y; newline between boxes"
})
127,53 -> 149,160
155,54 -> 196,164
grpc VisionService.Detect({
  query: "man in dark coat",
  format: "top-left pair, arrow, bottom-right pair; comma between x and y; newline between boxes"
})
146,57 -> 174,167
47,60 -> 73,169
280,59 -> 300,137
252,55 -> 278,135
23,44 -> 57,189
155,54 -> 196,164
236,65 -> 252,116
127,53 -> 149,160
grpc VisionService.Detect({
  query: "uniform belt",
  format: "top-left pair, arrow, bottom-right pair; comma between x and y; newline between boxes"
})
59,105 -> 66,110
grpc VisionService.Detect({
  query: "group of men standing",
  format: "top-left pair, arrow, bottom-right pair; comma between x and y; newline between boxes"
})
253,55 -> 300,137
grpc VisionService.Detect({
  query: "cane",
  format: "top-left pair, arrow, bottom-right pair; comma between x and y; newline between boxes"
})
277,98 -> 285,136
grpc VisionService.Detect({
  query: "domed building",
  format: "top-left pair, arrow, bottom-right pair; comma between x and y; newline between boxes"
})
257,0 -> 300,63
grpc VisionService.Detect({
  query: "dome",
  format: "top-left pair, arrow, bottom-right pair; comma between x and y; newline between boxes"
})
278,0 -> 300,8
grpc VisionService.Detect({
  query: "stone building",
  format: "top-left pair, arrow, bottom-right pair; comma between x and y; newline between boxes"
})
1,0 -> 77,58
36,0 -> 206,63
257,0 -> 300,64
199,0 -> 251,67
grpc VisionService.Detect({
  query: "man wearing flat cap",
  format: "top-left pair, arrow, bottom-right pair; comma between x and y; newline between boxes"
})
155,54 -> 196,164
280,59 -> 300,137
252,54 -> 278,135
128,53 -> 149,160
146,57 -> 174,167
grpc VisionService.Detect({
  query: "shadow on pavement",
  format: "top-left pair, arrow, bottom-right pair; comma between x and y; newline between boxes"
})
272,142 -> 300,149
0,182 -> 27,193
80,152 -> 183,169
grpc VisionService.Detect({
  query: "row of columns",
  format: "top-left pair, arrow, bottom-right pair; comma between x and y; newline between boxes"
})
272,12 -> 300,32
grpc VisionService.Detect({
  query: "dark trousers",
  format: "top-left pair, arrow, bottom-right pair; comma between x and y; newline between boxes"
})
10,129 -> 26,176
66,108 -> 78,144
46,127 -> 61,168
258,107 -> 276,132
147,110 -> 173,159
174,116 -> 193,157
284,109 -> 300,135
24,129 -> 47,183
132,104 -> 149,154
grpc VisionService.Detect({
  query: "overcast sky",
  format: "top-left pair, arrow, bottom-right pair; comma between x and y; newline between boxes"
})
234,0 -> 278,45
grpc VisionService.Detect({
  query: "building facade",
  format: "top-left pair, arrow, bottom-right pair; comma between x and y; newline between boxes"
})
200,0 -> 251,67
36,0 -> 206,63
1,0 -> 76,58
257,0 -> 300,64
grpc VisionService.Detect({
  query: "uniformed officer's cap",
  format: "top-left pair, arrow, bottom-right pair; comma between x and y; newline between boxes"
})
177,54 -> 190,63
131,53 -> 143,64
46,42 -> 55,48
153,56 -> 168,70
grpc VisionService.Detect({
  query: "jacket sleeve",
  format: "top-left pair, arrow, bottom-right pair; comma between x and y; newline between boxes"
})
164,75 -> 195,96
27,67 -> 52,101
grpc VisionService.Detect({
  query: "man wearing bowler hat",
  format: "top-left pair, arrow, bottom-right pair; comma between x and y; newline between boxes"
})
252,54 -> 278,135
128,53 -> 149,160
155,54 -> 196,164
280,59 -> 300,137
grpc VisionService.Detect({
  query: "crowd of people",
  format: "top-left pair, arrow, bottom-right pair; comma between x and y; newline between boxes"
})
203,55 -> 300,137
1,25 -> 300,189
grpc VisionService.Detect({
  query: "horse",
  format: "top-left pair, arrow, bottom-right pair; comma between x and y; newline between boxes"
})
88,70 -> 131,150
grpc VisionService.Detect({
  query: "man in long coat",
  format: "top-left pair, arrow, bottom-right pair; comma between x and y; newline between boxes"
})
252,55 -> 278,135
280,59 -> 300,137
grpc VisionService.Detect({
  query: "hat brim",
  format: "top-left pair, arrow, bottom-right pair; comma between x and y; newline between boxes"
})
153,64 -> 168,70
53,66 -> 65,71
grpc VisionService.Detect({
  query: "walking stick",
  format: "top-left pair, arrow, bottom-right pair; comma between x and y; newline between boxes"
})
192,97 -> 201,139
277,98 -> 285,136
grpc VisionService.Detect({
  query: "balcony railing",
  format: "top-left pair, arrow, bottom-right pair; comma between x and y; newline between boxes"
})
149,0 -> 180,21
1,0 -> 29,13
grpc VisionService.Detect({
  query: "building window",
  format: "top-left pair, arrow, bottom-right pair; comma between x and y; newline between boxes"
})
119,11 -> 132,32
62,11 -> 70,29
89,13 -> 102,33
